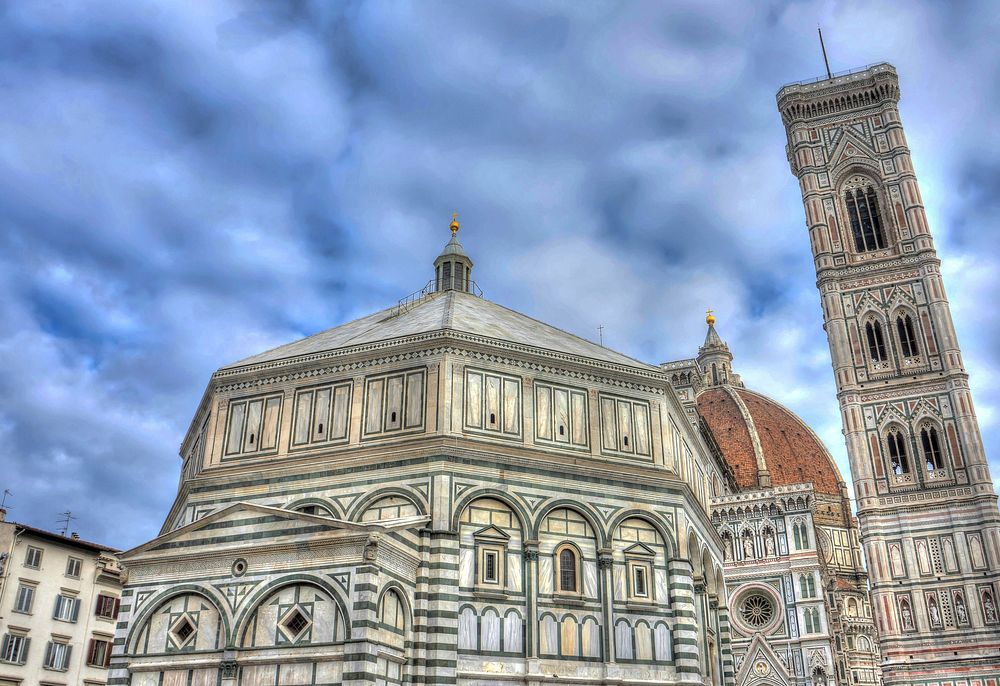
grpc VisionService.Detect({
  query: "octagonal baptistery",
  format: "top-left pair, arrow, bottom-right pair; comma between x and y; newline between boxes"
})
111,221 -> 734,686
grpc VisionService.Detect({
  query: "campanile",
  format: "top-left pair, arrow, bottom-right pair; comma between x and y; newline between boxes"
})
777,63 -> 1000,685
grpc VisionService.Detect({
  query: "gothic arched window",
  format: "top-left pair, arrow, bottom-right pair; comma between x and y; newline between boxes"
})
920,426 -> 944,471
865,321 -> 888,363
886,428 -> 910,475
897,314 -> 919,358
844,179 -> 886,252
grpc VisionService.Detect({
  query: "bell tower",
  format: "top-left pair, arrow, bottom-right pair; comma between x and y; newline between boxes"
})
777,64 -> 1000,684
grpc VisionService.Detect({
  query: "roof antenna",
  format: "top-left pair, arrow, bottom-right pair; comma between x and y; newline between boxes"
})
56,511 -> 76,536
597,325 -> 605,347
0,489 -> 11,509
818,25 -> 832,79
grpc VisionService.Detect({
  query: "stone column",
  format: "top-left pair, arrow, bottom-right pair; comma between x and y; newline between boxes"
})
668,557 -> 701,681
523,541 -> 539,659
598,548 -> 615,663
342,535 -> 382,686
421,530 -> 460,686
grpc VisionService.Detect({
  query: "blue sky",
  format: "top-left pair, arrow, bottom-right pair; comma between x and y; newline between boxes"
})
1,1 -> 998,548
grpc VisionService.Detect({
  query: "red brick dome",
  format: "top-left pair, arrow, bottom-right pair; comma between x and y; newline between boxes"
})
697,386 -> 845,496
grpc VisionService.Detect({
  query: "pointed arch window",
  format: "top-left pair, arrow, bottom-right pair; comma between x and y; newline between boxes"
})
865,321 -> 888,363
897,314 -> 919,358
886,428 -> 910,475
844,181 -> 886,252
920,426 -> 944,471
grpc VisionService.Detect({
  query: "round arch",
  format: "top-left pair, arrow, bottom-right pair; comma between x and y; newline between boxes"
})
449,488 -> 531,534
348,487 -> 427,522
232,573 -> 352,646
126,584 -> 231,654
286,497 -> 341,519
532,499 -> 606,548
607,509 -> 676,558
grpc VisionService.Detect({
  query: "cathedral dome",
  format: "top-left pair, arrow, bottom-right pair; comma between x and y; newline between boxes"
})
697,386 -> 845,497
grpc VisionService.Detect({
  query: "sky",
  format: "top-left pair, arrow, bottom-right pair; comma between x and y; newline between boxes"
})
1,0 -> 999,549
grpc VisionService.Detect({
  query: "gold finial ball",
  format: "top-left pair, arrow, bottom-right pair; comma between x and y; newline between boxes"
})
450,211 -> 460,235
706,309 -> 716,326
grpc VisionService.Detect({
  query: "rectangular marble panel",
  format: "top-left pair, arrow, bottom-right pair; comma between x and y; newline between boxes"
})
570,391 -> 587,446
613,564 -> 627,601
261,396 -> 281,450
279,662 -> 312,685
293,391 -> 313,445
313,388 -> 332,441
404,371 -> 424,428
540,615 -> 558,655
583,560 -> 598,597
242,399 -> 263,452
485,375 -> 501,428
561,616 -> 578,656
507,552 -> 522,592
633,402 -> 650,456
538,556 -> 553,595
385,375 -> 404,431
503,379 -> 519,434
313,595 -> 339,642
655,569 -> 668,602
196,609 -> 219,651
459,607 -> 477,650
536,385 -> 552,440
225,401 -> 245,455
583,619 -> 601,658
504,612 -> 523,653
132,674 -> 160,686
617,400 -> 634,453
459,548 -> 474,587
315,662 -> 343,683
365,378 -> 384,434
190,669 -> 215,686
600,397 -> 617,449
331,384 -> 350,439
162,672 -> 187,686
554,388 -> 569,443
466,371 -> 483,428
482,611 -> 501,651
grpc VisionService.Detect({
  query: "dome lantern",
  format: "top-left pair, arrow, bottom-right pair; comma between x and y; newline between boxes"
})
698,310 -> 742,388
434,212 -> 474,293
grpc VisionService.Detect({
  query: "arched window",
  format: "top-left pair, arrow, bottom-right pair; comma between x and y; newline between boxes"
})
865,321 -> 888,363
844,179 -> 886,252
793,523 -> 803,551
920,426 -> 944,471
711,363 -> 719,385
556,545 -> 579,594
886,428 -> 910,475
799,574 -> 816,598
896,314 -> 919,358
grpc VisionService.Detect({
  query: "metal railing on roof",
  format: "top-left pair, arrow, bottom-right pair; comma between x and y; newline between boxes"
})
779,62 -> 893,89
386,279 -> 483,319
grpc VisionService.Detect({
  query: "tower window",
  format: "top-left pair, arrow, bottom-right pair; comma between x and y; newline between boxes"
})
712,363 -> 719,385
441,262 -> 452,290
921,426 -> 944,471
865,321 -> 888,363
886,429 -> 910,475
844,183 -> 886,252
897,315 -> 919,357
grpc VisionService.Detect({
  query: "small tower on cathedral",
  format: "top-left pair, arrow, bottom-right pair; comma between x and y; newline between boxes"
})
697,311 -> 742,388
434,213 -> 474,292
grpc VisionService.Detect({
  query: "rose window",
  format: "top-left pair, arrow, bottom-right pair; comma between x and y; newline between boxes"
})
740,594 -> 775,629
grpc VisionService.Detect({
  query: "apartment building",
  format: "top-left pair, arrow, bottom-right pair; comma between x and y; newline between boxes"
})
0,508 -> 122,686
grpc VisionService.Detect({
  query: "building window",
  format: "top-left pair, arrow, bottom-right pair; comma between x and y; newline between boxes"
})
920,426 -> 944,471
24,546 -> 42,569
799,574 -> 816,598
793,522 -> 810,550
66,557 -> 82,578
844,182 -> 886,252
886,429 -> 910,475
0,634 -> 29,665
556,544 -> 580,594
14,585 -> 34,614
87,638 -> 112,668
628,560 -> 652,600
896,314 -> 919,357
43,640 -> 71,671
803,607 -> 821,634
95,594 -> 120,620
864,321 -> 888,363
53,594 -> 81,623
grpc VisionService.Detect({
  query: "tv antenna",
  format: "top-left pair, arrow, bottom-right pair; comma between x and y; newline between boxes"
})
598,325 -> 605,347
0,489 -> 11,509
56,511 -> 76,536
818,26 -> 833,79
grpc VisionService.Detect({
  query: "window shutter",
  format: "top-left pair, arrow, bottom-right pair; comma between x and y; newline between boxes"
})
19,637 -> 29,665
64,644 -> 72,669
87,639 -> 96,665
103,641 -> 112,667
71,598 -> 81,622
44,641 -> 53,668
53,595 -> 63,619
1,635 -> 9,660
112,597 -> 121,619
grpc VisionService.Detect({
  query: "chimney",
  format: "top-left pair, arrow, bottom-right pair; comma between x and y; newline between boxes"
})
71,532 -> 80,540
0,508 -> 6,523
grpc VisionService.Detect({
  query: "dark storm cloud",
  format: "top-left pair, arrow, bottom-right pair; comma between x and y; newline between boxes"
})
0,0 -> 998,547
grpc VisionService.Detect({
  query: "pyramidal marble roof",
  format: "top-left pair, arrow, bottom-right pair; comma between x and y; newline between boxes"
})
222,289 -> 655,372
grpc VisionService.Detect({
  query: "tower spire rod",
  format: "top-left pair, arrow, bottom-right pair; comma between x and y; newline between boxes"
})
818,25 -> 832,80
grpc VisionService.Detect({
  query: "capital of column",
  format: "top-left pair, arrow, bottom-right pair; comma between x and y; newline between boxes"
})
598,548 -> 614,569
523,540 -> 539,562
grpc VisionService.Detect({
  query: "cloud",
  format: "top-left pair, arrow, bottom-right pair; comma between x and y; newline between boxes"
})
0,0 -> 998,547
